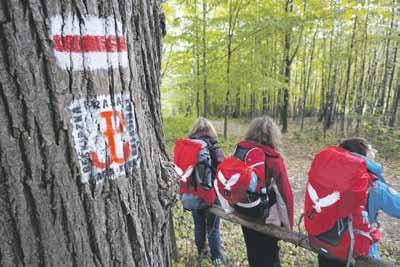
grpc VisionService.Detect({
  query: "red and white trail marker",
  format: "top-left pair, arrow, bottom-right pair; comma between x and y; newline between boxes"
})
69,93 -> 140,184
50,16 -> 128,70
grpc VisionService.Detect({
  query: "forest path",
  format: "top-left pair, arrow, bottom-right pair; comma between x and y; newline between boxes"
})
211,119 -> 400,248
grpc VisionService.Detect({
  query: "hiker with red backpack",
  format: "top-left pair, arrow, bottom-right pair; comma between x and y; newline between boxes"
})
215,116 -> 294,267
304,137 -> 400,267
173,118 -> 225,266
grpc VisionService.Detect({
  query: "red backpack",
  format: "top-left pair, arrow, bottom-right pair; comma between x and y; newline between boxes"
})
173,138 -> 216,209
216,146 -> 269,217
304,146 -> 377,266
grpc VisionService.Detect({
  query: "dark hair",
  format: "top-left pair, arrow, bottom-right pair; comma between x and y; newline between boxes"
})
339,137 -> 370,156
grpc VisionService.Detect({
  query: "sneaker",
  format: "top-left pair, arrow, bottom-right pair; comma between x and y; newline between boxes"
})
212,258 -> 225,267
197,248 -> 210,266
198,248 -> 210,259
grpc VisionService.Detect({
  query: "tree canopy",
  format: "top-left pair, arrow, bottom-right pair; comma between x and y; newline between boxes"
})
162,0 -> 399,135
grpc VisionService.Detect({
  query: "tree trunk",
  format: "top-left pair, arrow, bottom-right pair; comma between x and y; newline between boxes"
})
194,0 -> 201,118
324,63 -> 339,133
223,0 -> 233,140
376,1 -> 396,116
233,85 -> 241,118
202,0 -> 208,117
250,92 -> 256,119
301,27 -> 317,130
340,16 -> 357,136
318,36 -> 328,122
0,1 -> 176,267
262,89 -> 268,115
389,75 -> 400,127
281,0 -> 295,133
354,11 -> 370,135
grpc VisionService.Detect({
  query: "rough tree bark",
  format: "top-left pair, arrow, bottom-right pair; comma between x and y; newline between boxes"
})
0,1 -> 176,267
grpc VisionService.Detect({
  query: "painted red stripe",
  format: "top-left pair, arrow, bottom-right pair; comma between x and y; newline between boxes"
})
53,35 -> 127,52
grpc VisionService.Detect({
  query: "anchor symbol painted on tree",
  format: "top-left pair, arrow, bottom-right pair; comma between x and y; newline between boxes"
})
90,110 -> 131,169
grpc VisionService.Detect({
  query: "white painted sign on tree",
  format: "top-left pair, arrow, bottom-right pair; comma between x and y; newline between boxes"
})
69,93 -> 140,183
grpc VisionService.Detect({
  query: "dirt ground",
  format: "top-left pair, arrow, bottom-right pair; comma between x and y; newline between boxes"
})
212,119 -> 400,250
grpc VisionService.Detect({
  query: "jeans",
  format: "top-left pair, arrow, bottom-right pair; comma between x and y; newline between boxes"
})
191,208 -> 222,260
242,226 -> 281,267
318,255 -> 347,267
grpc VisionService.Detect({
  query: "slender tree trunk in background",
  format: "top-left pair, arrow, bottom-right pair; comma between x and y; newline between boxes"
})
233,51 -> 241,118
186,64 -> 194,116
318,36 -> 328,122
243,93 -> 248,117
299,52 -> 306,124
354,10 -> 369,135
322,14 -> 336,129
385,3 -> 400,122
233,85 -> 241,118
383,46 -> 397,118
301,28 -> 317,130
389,4 -> 400,126
340,16 -> 357,135
262,40 -> 269,116
0,1 -> 176,267
377,1 -> 396,116
223,0 -> 242,139
262,90 -> 268,115
389,76 -> 400,127
311,79 -> 317,114
372,45 -> 386,114
202,0 -> 208,117
367,48 -> 380,111
250,92 -> 256,118
324,63 -> 339,134
335,66 -> 346,132
195,0 -> 201,118
280,0 -> 295,133
223,0 -> 233,140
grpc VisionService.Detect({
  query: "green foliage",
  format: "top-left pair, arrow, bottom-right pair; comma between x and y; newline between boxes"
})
161,0 -> 400,135
361,122 -> 400,159
163,116 -> 195,151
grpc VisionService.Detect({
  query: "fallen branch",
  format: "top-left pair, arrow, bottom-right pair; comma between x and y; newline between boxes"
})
209,207 -> 398,267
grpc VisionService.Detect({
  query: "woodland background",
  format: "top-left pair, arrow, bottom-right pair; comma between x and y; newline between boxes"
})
160,0 -> 400,266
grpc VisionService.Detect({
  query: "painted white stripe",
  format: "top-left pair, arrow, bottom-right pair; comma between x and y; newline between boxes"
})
54,51 -> 128,70
51,15 -> 124,37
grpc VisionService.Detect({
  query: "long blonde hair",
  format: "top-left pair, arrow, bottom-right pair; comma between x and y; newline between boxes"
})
244,116 -> 282,150
189,117 -> 218,140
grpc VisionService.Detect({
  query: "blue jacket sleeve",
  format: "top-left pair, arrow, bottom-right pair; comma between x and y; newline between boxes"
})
368,180 -> 400,223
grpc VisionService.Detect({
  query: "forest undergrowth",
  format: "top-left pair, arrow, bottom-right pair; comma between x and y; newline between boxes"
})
164,116 -> 400,267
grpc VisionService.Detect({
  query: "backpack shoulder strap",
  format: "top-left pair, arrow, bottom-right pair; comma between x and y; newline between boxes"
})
233,145 -> 249,161
189,137 -> 208,147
